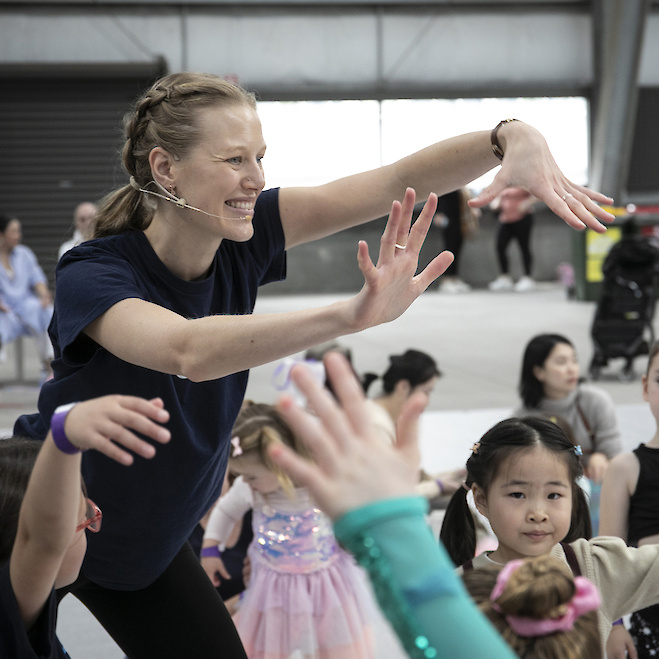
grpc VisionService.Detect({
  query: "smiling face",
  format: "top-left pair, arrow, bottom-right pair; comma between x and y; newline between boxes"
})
533,342 -> 580,400
473,446 -> 573,564
165,103 -> 266,244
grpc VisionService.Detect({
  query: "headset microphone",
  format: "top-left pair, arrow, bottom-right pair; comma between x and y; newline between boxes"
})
129,177 -> 249,222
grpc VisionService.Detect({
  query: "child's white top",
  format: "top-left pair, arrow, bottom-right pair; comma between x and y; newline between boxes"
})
204,476 -> 253,545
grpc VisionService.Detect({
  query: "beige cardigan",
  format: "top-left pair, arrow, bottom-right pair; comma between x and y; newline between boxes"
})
466,537 -> 659,657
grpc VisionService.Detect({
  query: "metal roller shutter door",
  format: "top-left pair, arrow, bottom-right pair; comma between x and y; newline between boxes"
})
0,73 -> 158,286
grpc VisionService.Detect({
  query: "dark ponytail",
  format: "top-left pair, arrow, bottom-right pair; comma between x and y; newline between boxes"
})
440,485 -> 477,567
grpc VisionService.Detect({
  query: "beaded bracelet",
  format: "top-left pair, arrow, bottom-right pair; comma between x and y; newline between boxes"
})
490,118 -> 519,161
51,402 -> 81,455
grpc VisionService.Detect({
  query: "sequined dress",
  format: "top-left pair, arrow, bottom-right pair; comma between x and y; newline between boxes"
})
233,487 -> 391,659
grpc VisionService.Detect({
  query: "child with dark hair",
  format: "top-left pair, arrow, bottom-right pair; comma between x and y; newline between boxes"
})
0,395 -> 169,658
440,414 -> 659,657
362,349 -> 441,447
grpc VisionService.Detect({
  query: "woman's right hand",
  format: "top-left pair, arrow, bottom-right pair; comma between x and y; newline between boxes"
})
63,395 -> 171,465
345,188 -> 454,333
271,352 -> 425,520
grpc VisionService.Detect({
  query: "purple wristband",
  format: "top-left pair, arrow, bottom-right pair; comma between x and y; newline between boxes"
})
612,618 -> 623,626
201,546 -> 222,559
51,403 -> 81,455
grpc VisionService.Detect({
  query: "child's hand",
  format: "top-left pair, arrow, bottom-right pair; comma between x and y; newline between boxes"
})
201,554 -> 231,587
64,395 -> 170,465
242,555 -> 252,588
271,352 -> 424,520
606,624 -> 638,659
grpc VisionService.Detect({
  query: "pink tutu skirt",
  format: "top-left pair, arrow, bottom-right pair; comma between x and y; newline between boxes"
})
234,550 -> 378,659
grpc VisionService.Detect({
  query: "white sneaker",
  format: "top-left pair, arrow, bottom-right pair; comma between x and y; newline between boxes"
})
488,274 -> 514,291
439,279 -> 459,294
514,276 -> 536,292
453,278 -> 472,293
439,278 -> 472,294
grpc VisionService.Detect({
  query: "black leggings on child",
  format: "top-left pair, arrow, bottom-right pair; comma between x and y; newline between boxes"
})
57,542 -> 247,659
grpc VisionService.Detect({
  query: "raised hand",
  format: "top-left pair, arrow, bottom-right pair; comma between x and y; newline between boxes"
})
470,121 -> 615,233
271,352 -> 426,520
347,187 -> 454,332
63,395 -> 171,465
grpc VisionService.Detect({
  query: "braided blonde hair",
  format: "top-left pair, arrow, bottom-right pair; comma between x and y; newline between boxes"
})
93,72 -> 257,239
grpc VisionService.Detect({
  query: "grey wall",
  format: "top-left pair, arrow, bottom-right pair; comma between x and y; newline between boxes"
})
265,207 -> 571,294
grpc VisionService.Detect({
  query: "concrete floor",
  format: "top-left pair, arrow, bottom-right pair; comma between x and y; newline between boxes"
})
2,282 -> 656,656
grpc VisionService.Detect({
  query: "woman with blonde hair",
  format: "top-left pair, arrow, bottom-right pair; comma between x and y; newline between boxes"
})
14,70 -> 612,657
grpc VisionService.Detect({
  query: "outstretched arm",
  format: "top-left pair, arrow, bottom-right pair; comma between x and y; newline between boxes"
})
279,121 -> 614,248
599,452 -> 638,540
85,189 -> 453,382
10,396 -> 170,629
270,354 -> 516,658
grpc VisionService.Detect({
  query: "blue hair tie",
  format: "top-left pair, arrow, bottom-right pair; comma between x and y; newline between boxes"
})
574,445 -> 583,457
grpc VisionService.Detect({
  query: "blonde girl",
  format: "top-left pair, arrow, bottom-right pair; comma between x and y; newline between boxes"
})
202,403 -> 402,659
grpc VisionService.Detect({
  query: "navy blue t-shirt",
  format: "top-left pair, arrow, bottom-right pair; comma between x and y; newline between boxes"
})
14,188 -> 286,590
0,563 -> 70,658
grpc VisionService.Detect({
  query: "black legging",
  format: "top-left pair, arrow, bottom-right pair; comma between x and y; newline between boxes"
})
442,215 -> 463,277
495,214 -> 534,276
57,542 -> 247,659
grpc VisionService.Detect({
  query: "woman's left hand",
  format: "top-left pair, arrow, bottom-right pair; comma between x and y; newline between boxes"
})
470,122 -> 615,234
346,188 -> 454,332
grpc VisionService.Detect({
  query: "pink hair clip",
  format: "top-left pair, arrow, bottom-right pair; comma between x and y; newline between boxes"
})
490,558 -> 601,637
231,436 -> 243,457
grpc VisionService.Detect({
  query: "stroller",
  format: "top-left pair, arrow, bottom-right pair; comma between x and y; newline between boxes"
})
589,233 -> 659,381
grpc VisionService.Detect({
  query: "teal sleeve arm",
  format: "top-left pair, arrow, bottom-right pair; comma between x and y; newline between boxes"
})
334,497 -> 515,659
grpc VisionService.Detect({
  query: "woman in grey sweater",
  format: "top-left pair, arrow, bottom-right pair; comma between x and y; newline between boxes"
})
515,333 -> 622,484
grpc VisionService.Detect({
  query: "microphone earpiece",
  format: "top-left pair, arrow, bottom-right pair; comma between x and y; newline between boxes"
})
134,179 -> 248,221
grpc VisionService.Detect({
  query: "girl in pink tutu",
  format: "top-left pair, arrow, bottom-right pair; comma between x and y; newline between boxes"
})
201,402 -> 402,659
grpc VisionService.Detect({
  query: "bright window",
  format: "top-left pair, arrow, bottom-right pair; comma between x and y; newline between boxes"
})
257,97 -> 589,192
